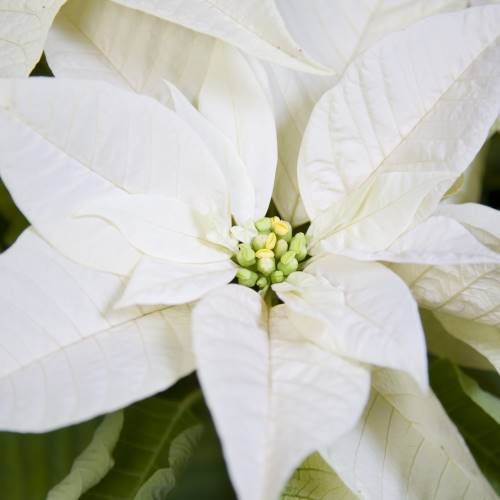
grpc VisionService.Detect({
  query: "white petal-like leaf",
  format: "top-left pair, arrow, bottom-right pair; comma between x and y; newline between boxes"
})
109,0 -> 327,73
433,312 -> 500,374
117,256 -> 236,308
79,192 -> 232,264
46,0 -> 215,101
436,203 -> 500,249
0,230 -> 194,432
0,0 -> 65,76
347,211 -> 500,264
271,0 -> 465,223
277,0 -> 467,76
390,204 -> 500,326
299,6 -> 500,224
198,41 -> 277,219
323,369 -> 497,500
307,170 -> 456,256
273,255 -> 428,391
162,80 -> 256,224
421,309 -> 494,371
192,286 -> 370,500
0,78 -> 228,274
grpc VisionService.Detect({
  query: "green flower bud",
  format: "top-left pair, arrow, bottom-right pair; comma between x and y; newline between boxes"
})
257,256 -> 276,276
277,251 -> 298,275
270,270 -> 285,284
255,217 -> 272,232
251,233 -> 268,251
289,232 -> 307,261
256,276 -> 269,289
236,268 -> 258,287
274,239 -> 288,259
236,244 -> 256,267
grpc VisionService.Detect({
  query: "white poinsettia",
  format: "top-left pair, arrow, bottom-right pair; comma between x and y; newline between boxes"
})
0,7 -> 499,500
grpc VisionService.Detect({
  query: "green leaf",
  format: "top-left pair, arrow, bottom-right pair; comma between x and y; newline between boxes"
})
281,452 -> 356,500
167,423 -> 236,500
82,391 -> 203,499
430,359 -> 500,494
457,370 -> 500,425
47,412 -> 124,500
135,425 -> 203,500
0,418 -> 101,499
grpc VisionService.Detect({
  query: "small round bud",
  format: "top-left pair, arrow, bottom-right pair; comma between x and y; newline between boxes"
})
289,232 -> 307,261
274,239 -> 288,259
256,276 -> 269,289
236,268 -> 258,287
270,270 -> 285,284
273,220 -> 292,242
277,251 -> 298,275
257,257 -> 276,276
251,233 -> 268,251
255,248 -> 274,259
255,217 -> 272,232
236,244 -> 256,267
265,232 -> 277,250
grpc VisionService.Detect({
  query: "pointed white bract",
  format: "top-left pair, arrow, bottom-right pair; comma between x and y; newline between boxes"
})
109,0 -> 326,73
421,310 -> 494,371
372,213 -> 500,264
0,230 -> 194,432
271,0 -> 466,223
299,6 -> 500,222
433,313 -> 500,374
161,80 -> 256,224
198,41 -> 277,219
391,204 -> 500,326
192,287 -> 370,500
46,0 -> 214,100
0,78 -> 232,274
117,257 -> 237,308
323,369 -> 497,500
273,256 -> 428,392
0,0 -> 65,76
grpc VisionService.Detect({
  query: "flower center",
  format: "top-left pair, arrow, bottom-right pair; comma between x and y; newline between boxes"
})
233,216 -> 309,293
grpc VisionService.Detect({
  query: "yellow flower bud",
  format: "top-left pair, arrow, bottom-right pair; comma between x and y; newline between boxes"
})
265,232 -> 277,250
255,248 -> 274,259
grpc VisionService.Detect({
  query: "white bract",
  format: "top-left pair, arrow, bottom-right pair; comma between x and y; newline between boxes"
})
0,0 -> 66,77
